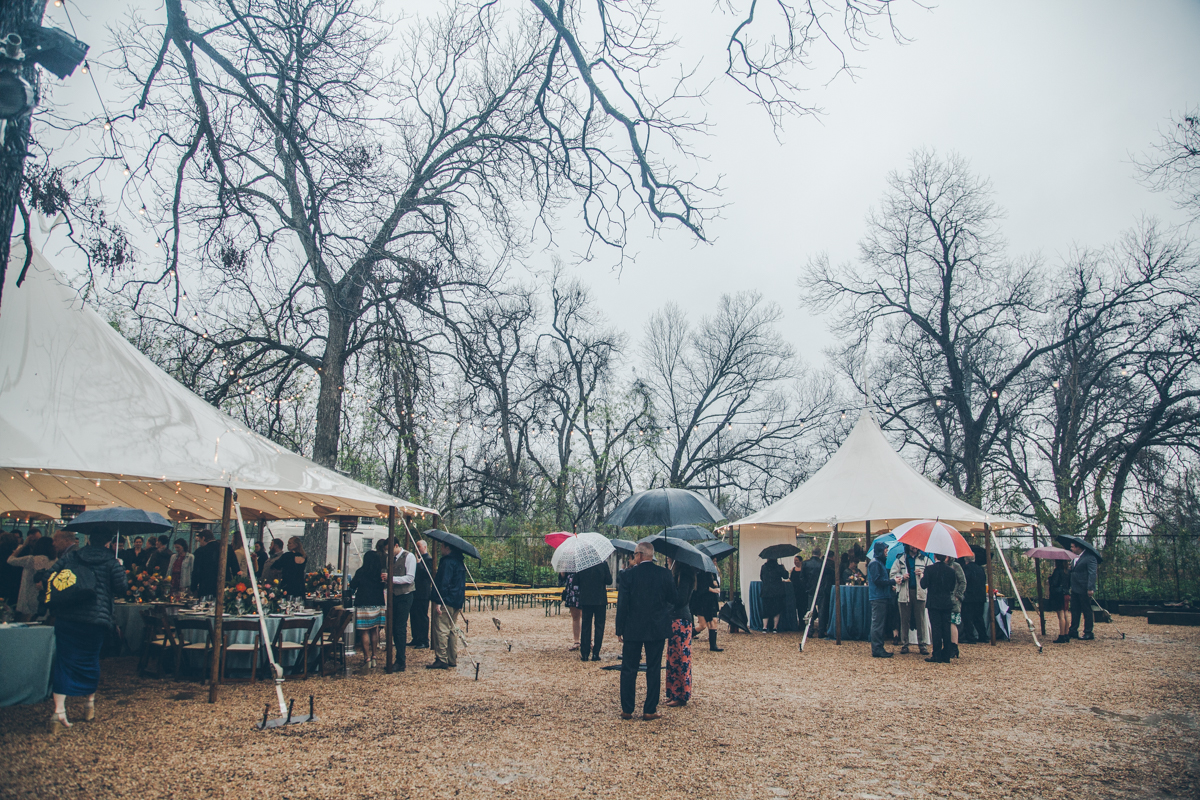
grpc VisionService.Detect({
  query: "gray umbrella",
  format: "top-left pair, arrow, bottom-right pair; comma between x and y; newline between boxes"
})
1054,534 -> 1103,563
423,529 -> 481,560
609,539 -> 638,555
62,507 -> 173,537
659,524 -> 717,542
640,535 -> 718,574
605,488 -> 725,528
697,540 -> 736,562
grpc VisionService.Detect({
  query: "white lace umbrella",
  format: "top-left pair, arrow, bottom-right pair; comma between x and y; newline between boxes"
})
550,532 -> 615,573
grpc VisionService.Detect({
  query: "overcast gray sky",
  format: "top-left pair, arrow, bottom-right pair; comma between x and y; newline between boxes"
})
551,0 -> 1200,366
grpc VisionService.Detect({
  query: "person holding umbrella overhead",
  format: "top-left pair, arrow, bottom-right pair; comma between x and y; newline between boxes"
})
615,542 -> 676,720
664,558 -> 696,707
1047,559 -> 1071,643
429,541 -> 468,670
868,541 -> 896,658
1062,536 -> 1101,641
758,552 -> 790,633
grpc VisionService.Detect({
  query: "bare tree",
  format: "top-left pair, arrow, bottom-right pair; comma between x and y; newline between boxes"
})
1138,107 -> 1200,222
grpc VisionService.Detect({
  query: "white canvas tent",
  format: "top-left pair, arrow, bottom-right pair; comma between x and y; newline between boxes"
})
0,247 -> 436,524
727,412 -> 1025,602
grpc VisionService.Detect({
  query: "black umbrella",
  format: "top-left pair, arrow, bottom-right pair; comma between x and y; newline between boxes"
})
641,535 -> 717,574
62,507 -> 173,536
609,539 -> 638,555
659,524 -> 717,542
697,540 -> 736,562
1054,534 -> 1103,563
759,543 -> 801,560
423,529 -> 481,560
604,488 -> 725,528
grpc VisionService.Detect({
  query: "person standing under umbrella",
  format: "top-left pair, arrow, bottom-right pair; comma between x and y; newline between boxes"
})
560,570 -> 583,651
1048,560 -> 1071,643
691,565 -> 723,652
1067,541 -> 1099,641
948,556 -> 966,659
665,559 -> 695,707
575,558 -> 612,661
428,542 -> 467,670
920,553 -> 958,663
615,542 -> 676,720
960,552 -> 988,644
868,542 -> 896,658
890,545 -> 933,654
46,524 -> 127,733
759,558 -> 788,632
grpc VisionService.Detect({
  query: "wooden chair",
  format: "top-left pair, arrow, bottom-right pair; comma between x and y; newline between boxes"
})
137,609 -> 177,678
312,609 -> 352,677
218,619 -> 263,684
270,617 -> 315,679
172,617 -> 214,682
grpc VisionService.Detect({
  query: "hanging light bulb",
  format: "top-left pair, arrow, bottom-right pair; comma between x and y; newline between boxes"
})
103,119 -> 111,131
840,410 -> 846,420
934,398 -> 942,407
139,204 -> 147,214
80,60 -> 88,74
1120,365 -> 1128,376
122,164 -> 130,176
990,389 -> 999,399
1052,380 -> 1060,390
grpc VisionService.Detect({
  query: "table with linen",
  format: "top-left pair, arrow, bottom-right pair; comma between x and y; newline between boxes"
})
173,612 -> 322,673
0,623 -> 55,706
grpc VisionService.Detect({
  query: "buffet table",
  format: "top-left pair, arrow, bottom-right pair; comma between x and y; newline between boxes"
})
0,623 -> 54,706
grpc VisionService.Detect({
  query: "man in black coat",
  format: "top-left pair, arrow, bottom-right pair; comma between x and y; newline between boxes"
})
959,554 -> 988,644
191,531 -> 222,598
920,553 -> 959,663
144,535 -> 171,576
408,539 -> 435,649
575,559 -> 613,662
798,549 -> 823,634
615,542 -> 675,720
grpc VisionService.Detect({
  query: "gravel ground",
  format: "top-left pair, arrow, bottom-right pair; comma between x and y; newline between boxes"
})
1,611 -> 1197,800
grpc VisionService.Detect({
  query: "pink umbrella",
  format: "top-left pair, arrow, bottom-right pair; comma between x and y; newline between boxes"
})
1025,546 -> 1074,560
893,519 -> 972,558
544,532 -> 573,549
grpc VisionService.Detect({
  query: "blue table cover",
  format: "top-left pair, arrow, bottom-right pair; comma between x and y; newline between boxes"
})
0,624 -> 55,706
747,582 -> 798,632
823,585 -> 871,640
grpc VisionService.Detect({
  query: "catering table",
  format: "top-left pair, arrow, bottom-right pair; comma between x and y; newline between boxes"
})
823,585 -> 871,640
113,601 -> 187,654
747,582 -> 799,632
173,611 -> 323,674
0,623 -> 55,706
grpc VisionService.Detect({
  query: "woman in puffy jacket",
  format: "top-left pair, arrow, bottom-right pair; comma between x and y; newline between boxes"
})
46,525 -> 127,733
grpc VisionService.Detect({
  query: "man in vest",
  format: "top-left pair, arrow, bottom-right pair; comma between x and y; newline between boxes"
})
385,540 -> 417,671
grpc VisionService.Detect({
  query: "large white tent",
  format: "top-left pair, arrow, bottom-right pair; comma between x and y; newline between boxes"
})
727,411 -> 1025,601
0,247 -> 436,523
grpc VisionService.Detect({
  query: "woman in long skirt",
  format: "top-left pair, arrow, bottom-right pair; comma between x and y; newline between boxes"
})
665,560 -> 696,708
48,526 -> 127,733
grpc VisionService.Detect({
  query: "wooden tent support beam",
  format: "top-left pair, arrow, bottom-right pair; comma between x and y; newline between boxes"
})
1032,525 -> 1045,636
985,522 -> 996,646
385,506 -> 396,673
208,487 -> 232,703
833,523 -> 842,645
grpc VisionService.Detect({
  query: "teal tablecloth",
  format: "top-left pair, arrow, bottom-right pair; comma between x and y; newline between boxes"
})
824,585 -> 871,640
0,624 -> 55,706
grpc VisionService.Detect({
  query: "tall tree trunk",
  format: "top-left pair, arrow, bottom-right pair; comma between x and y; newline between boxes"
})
0,0 -> 44,312
313,312 -> 350,469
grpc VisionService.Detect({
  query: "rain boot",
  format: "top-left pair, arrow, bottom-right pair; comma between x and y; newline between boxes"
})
709,630 -> 723,652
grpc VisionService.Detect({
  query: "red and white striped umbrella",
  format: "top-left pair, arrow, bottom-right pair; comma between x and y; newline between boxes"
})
893,519 -> 972,558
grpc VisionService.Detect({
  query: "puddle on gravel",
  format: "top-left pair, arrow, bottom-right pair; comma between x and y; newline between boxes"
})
1089,707 -> 1197,728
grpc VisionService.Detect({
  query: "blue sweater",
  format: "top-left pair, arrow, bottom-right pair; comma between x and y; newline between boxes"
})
867,558 -> 893,602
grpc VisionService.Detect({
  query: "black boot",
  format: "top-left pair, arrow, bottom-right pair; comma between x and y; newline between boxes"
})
709,630 -> 723,652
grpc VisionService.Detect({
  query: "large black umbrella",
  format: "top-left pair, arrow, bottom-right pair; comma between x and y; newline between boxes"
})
759,543 -> 801,560
62,508 -> 173,537
640,535 -> 717,574
605,488 -> 725,529
1054,534 -> 1103,563
659,524 -> 717,542
697,540 -> 736,562
423,529 -> 481,560
609,539 -> 638,555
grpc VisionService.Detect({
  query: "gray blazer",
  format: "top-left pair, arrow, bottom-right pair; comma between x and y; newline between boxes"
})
1069,550 -> 1099,594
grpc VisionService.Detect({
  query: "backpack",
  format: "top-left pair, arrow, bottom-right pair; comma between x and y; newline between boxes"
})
43,556 -> 98,610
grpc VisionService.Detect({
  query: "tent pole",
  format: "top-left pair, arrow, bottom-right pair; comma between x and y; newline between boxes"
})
208,487 -> 233,703
985,522 -> 996,646
799,526 -> 836,652
385,507 -> 396,673
833,523 -> 842,646
1032,525 -> 1045,636
989,528 -> 1042,651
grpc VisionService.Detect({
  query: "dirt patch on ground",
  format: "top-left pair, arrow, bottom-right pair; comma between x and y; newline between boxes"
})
2,612 -> 1197,799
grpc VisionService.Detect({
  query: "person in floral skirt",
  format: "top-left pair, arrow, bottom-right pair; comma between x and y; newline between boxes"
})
665,559 -> 696,708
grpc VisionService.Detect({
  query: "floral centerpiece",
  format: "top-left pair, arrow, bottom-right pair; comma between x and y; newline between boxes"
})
223,580 -> 280,615
305,564 -> 338,597
126,569 -> 170,603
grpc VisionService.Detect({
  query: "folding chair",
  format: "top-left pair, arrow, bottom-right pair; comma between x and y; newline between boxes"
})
172,617 -> 214,682
271,617 -> 315,679
219,619 -> 263,684
137,609 -> 177,678
312,609 -> 352,677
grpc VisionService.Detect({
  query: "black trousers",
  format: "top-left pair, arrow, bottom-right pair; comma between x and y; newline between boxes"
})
928,607 -> 952,660
870,598 -> 891,656
961,601 -> 988,642
796,590 -> 814,631
1069,592 -> 1094,637
390,592 -> 414,669
409,596 -> 430,645
579,604 -> 606,658
815,587 -> 830,636
620,638 -> 665,715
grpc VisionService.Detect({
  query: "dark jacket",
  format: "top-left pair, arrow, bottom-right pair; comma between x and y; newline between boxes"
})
49,545 -> 127,628
671,568 -> 696,625
574,561 -> 613,607
799,556 -> 822,594
192,540 -> 222,597
1069,550 -> 1099,594
344,566 -> 385,608
434,551 -> 467,609
145,547 -> 171,577
920,560 -> 958,611
413,553 -> 435,600
615,561 -> 676,642
1048,565 -> 1070,598
962,561 -> 986,604
759,560 -> 788,598
0,542 -> 21,605
278,552 -> 307,597
867,558 -> 893,602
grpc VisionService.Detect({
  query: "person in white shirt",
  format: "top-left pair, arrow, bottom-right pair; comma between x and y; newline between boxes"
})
384,541 -> 417,672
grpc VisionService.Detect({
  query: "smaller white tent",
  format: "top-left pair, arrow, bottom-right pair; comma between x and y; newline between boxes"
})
728,412 -> 1025,601
0,247 -> 435,523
